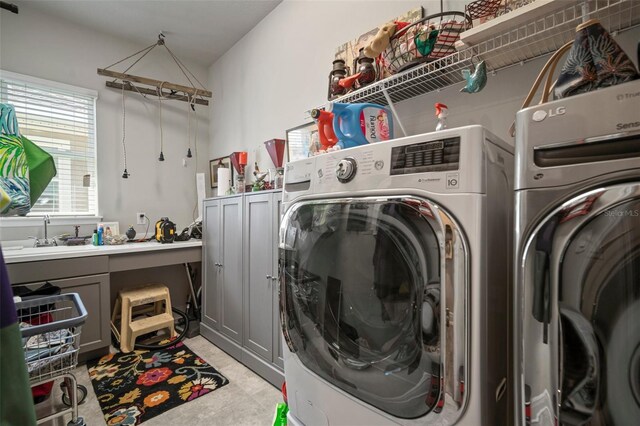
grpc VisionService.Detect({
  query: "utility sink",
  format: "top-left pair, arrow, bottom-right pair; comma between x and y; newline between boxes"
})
32,244 -> 99,254
2,242 -> 100,260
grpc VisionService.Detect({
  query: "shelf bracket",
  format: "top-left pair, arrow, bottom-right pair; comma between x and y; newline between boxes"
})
382,87 -> 407,137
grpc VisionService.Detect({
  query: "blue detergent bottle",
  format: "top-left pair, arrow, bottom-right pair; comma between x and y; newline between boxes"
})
331,102 -> 394,149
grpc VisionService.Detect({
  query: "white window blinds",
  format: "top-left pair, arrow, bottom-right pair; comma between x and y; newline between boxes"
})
0,71 -> 98,216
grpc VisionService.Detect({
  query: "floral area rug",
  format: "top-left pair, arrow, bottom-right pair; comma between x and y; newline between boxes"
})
87,342 -> 228,425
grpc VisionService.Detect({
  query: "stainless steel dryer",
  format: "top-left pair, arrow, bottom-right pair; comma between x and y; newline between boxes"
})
514,80 -> 640,426
279,125 -> 514,425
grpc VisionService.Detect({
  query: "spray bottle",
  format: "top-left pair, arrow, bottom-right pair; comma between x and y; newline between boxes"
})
435,103 -> 448,131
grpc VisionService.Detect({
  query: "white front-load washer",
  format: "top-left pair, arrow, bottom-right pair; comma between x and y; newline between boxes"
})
279,125 -> 514,425
514,80 -> 640,426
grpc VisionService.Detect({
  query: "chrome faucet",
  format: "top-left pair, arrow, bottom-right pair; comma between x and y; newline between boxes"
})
31,215 -> 57,247
44,214 -> 50,240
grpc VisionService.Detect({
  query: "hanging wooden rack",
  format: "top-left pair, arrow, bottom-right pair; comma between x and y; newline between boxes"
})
98,33 -> 211,105
103,80 -> 210,106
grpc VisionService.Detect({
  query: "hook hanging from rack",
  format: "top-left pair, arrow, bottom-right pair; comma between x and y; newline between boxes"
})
157,82 -> 165,162
121,82 -> 130,178
186,93 -> 196,158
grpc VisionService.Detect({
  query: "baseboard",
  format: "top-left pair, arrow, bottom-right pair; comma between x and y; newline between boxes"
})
242,347 -> 284,389
78,346 -> 110,364
200,324 -> 284,389
200,322 -> 243,361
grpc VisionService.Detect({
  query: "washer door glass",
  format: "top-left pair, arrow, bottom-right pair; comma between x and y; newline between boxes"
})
560,197 -> 640,425
281,199 -> 442,419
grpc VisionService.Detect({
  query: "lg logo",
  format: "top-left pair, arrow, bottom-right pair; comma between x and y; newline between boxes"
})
532,106 -> 566,122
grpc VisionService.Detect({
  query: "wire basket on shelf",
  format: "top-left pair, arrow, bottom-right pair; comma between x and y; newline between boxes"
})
382,11 -> 472,74
466,0 -> 504,21
466,0 -> 538,20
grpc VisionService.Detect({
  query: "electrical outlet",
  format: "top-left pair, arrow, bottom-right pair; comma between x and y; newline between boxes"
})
137,212 -> 146,225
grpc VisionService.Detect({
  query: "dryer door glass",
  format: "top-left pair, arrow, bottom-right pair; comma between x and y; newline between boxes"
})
521,187 -> 640,426
280,198 -> 443,419
559,197 -> 640,425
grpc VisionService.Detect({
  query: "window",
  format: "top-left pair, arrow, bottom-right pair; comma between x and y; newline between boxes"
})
0,71 -> 98,216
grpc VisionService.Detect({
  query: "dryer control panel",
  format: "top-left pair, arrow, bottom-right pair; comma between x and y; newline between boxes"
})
390,137 -> 460,175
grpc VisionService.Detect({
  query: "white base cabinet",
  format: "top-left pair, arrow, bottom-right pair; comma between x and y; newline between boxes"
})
201,190 -> 284,387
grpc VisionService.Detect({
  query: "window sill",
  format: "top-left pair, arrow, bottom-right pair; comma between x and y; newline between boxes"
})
0,216 -> 103,228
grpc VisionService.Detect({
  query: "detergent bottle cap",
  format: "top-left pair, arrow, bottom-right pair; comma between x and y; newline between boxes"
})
435,103 -> 448,117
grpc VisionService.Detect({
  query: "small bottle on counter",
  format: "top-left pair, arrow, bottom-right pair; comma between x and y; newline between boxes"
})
92,229 -> 98,246
97,225 -> 104,246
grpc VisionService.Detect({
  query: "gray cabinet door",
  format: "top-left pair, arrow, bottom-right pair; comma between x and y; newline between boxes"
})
202,199 -> 221,331
220,196 -> 244,344
243,193 -> 274,361
272,192 -> 284,369
53,274 -> 110,353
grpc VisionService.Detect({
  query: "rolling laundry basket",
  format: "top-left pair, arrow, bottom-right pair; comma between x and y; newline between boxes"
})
16,293 -> 88,426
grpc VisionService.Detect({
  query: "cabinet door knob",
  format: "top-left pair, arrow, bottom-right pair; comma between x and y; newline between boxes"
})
271,276 -> 278,282
266,274 -> 272,279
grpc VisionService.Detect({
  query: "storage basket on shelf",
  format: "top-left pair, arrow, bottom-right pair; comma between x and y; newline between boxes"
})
382,11 -> 472,74
465,0 -> 504,22
465,0 -> 537,21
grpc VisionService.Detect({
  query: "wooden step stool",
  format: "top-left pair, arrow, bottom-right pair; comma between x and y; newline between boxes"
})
111,284 -> 175,353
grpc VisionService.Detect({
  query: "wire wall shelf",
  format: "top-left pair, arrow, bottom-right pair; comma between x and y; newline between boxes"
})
327,0 -> 640,107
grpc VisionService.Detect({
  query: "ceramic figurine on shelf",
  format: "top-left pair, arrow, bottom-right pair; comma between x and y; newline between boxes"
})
460,59 -> 487,93
435,103 -> 448,131
364,22 -> 397,58
252,162 -> 270,191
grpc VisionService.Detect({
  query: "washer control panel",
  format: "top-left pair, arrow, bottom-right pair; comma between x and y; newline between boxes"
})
336,157 -> 358,183
390,137 -> 461,175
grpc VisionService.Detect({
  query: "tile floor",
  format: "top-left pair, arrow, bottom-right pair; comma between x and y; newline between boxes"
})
37,336 -> 282,425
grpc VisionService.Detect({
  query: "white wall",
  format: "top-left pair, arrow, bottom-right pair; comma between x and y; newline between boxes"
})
209,0 -> 640,186
1,3 -> 210,240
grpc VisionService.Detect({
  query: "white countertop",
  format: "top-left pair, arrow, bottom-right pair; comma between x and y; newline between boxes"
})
1,239 -> 202,264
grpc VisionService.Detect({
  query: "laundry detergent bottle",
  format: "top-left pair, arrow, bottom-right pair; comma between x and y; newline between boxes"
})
330,102 -> 394,149
310,108 -> 338,150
